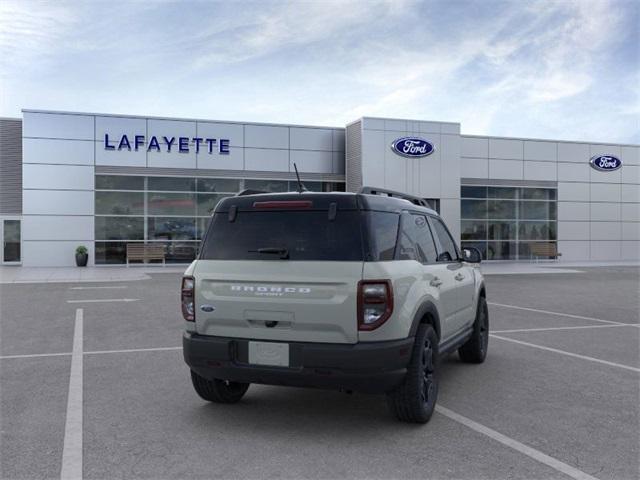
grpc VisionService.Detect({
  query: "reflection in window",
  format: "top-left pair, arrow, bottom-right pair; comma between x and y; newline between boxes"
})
95,192 -> 144,215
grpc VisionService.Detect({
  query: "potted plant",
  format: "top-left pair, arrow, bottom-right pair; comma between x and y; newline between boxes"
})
75,245 -> 88,267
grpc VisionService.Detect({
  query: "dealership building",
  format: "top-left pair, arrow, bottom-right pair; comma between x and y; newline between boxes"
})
0,109 -> 638,267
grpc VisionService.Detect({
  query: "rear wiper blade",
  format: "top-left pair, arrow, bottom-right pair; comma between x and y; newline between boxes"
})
248,247 -> 290,259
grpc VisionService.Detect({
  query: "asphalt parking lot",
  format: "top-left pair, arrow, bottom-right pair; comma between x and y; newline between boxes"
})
1,266 -> 638,480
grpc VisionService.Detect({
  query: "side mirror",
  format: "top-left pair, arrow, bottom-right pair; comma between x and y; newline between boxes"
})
462,247 -> 482,263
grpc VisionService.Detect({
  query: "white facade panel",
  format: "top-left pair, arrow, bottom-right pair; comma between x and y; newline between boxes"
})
589,165 -> 621,183
23,112 -> 94,140
558,222 -> 589,240
96,116 -> 146,142
557,241 -> 589,261
524,161 -> 556,181
558,162 -> 590,182
245,125 -> 288,149
440,135 -> 461,199
461,158 -> 489,179
557,142 -> 590,163
290,128 -> 333,151
621,241 -> 640,259
621,203 -> 640,222
590,241 -> 621,261
524,141 -> 556,161
332,129 -> 345,152
461,137 -> 488,158
244,148 -> 289,172
590,183 -> 620,202
489,138 -> 523,160
440,198 -> 460,242
196,122 -> 244,147
22,215 -> 93,241
440,123 -> 460,135
23,138 -> 94,166
361,118 -> 385,130
488,159 -> 523,180
384,119 -> 407,131
22,240 -> 95,267
558,202 -> 590,221
289,150 -> 333,174
590,222 -> 620,241
419,122 -> 441,134
332,152 -> 345,175
590,144 -> 621,159
590,202 -> 620,222
23,190 -> 94,215
23,164 -> 94,191
558,182 -> 590,202
147,149 -> 196,169
622,222 -> 640,241
147,119 -> 196,140
621,165 -> 640,184
197,147 -> 243,170
413,136 -> 441,198
621,146 -> 640,165
621,184 -> 640,203
96,144 -> 146,167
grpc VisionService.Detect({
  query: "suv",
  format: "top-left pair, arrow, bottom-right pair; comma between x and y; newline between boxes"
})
182,187 -> 488,423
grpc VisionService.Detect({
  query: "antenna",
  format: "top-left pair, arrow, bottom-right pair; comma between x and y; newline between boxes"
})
293,163 -> 308,193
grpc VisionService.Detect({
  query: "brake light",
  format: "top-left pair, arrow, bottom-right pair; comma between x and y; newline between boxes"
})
181,276 -> 195,321
357,280 -> 393,331
253,200 -> 312,209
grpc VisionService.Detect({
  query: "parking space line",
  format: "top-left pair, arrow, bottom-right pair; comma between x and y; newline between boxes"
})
69,286 -> 127,290
490,334 -> 640,373
488,302 -> 627,326
84,346 -> 181,355
492,324 -> 639,334
0,351 -> 71,360
60,308 -> 83,480
66,298 -> 139,304
435,405 -> 599,480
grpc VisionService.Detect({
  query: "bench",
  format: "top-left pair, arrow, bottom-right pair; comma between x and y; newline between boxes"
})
529,242 -> 562,261
126,244 -> 165,266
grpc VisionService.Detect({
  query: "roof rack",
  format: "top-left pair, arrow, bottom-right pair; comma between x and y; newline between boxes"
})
236,189 -> 268,196
359,186 -> 430,208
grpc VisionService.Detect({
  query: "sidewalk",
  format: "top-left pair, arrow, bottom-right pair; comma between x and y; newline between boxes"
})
0,265 -> 187,284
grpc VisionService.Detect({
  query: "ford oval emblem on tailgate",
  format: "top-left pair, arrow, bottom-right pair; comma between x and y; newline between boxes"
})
200,305 -> 215,312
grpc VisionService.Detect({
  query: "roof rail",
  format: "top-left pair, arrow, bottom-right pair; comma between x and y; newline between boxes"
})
236,189 -> 268,196
359,186 -> 430,207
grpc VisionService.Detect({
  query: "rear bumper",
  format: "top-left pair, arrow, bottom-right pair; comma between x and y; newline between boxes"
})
183,332 -> 414,394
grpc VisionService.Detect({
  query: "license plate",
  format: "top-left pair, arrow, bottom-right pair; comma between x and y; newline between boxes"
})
248,341 -> 289,367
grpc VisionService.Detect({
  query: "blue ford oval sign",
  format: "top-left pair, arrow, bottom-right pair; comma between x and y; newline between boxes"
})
391,137 -> 434,158
590,155 -> 622,172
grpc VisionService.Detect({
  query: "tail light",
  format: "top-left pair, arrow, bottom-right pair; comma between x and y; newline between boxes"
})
181,276 -> 195,321
357,280 -> 393,331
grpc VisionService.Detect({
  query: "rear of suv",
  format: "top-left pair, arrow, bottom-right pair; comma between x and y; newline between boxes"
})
182,188 -> 488,423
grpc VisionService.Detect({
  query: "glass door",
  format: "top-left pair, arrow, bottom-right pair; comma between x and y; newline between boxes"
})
2,219 -> 21,264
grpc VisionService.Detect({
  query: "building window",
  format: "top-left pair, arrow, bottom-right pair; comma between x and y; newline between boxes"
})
460,185 -> 557,260
95,175 -> 345,264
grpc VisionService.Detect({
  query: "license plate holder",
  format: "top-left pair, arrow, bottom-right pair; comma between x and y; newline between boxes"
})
248,341 -> 290,367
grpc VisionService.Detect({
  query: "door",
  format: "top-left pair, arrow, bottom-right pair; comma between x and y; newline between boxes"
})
2,219 -> 21,264
428,216 -> 475,333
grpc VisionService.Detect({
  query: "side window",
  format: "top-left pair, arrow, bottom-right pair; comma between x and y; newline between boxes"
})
367,211 -> 400,261
431,217 -> 458,262
396,213 -> 437,263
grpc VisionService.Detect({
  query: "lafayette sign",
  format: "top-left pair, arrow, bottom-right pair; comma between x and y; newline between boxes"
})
104,134 -> 230,154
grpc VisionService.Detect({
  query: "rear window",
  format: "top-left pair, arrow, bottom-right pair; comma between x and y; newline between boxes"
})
200,210 -> 364,261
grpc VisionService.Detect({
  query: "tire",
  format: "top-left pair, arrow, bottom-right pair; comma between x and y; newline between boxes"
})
386,324 -> 439,424
190,370 -> 250,403
458,296 -> 489,364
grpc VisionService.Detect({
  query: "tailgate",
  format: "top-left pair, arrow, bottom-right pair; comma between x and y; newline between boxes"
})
194,260 -> 362,344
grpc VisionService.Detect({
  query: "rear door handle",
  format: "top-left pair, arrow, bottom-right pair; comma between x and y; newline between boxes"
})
430,277 -> 443,287
454,273 -> 465,281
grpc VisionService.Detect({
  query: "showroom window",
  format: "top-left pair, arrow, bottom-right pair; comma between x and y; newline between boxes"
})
460,185 -> 557,260
95,175 -> 345,264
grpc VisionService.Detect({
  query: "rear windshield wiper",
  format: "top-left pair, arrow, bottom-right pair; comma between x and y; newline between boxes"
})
248,247 -> 290,260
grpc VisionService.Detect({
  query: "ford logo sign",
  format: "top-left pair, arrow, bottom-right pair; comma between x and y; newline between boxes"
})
391,137 -> 435,158
590,155 -> 622,172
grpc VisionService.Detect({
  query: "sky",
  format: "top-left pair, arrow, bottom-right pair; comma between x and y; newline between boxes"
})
0,0 -> 638,143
